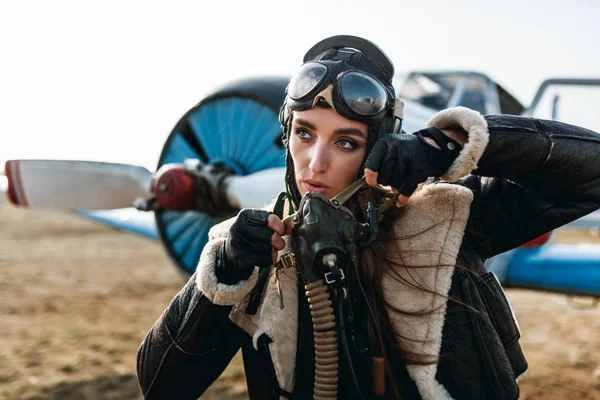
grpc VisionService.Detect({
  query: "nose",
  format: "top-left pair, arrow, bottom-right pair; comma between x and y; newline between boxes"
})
308,141 -> 329,174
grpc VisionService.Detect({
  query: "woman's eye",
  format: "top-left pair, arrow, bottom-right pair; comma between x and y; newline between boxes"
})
294,128 -> 312,140
337,139 -> 357,150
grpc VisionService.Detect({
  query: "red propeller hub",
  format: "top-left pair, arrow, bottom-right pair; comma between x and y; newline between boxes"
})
152,164 -> 195,210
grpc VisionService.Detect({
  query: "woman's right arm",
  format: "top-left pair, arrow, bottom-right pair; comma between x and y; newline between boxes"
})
136,271 -> 246,400
137,209 -> 285,399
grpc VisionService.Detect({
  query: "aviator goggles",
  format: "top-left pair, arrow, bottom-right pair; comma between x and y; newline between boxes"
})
285,61 -> 395,127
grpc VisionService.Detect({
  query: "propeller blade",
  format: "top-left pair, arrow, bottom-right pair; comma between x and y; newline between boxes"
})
0,175 -> 7,194
5,160 -> 153,210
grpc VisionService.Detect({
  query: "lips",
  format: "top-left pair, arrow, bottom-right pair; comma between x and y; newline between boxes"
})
302,179 -> 330,194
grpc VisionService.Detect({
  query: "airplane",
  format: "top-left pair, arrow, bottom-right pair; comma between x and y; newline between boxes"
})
2,71 -> 600,299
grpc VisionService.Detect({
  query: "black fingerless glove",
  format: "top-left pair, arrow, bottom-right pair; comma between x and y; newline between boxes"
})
364,127 -> 462,196
215,209 -> 274,284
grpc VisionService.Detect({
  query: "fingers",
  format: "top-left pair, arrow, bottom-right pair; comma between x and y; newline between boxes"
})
396,194 -> 410,208
271,232 -> 285,251
267,214 -> 285,235
364,168 -> 379,187
268,214 -> 286,251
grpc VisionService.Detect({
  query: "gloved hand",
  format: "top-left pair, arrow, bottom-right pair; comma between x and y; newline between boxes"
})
364,127 -> 462,197
216,209 -> 285,284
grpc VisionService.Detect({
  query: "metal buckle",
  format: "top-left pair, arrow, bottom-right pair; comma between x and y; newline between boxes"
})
276,252 -> 295,270
324,270 -> 345,284
274,252 -> 296,311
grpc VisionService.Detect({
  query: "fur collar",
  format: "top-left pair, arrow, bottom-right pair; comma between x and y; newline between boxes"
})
382,183 -> 472,399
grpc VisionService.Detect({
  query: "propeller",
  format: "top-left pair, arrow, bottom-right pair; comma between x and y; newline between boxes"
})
0,159 -> 268,218
5,160 -> 153,210
4,159 -> 203,212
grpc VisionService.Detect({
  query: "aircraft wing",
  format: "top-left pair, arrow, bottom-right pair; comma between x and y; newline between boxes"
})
487,242 -> 600,297
565,210 -> 600,230
76,208 -> 158,240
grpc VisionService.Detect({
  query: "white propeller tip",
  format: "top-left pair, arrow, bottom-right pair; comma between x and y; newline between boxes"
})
0,175 -> 7,194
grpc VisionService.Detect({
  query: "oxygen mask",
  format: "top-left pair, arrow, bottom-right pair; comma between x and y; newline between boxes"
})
280,177 -> 395,399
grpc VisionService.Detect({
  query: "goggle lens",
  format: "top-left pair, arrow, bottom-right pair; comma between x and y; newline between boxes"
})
288,63 -> 327,100
340,72 -> 388,116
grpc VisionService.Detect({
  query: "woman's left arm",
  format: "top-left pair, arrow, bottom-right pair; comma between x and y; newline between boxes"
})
466,115 -> 600,256
364,107 -> 600,256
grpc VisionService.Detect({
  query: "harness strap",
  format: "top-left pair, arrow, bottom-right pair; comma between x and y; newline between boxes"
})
246,191 -> 293,315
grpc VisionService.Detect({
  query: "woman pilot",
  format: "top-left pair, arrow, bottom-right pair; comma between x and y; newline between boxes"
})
136,35 -> 600,399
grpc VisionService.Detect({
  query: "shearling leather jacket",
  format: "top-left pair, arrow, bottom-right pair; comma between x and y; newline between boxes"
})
137,108 -> 600,400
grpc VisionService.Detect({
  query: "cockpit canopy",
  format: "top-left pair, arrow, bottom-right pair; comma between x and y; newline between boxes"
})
396,71 -> 524,115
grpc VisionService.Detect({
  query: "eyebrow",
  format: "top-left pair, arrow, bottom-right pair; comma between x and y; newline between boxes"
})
335,127 -> 367,140
294,118 -> 367,140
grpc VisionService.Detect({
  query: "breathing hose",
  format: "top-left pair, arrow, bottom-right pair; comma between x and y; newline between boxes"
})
305,279 -> 338,400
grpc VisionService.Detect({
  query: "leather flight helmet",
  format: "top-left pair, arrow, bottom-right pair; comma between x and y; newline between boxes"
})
280,35 -> 403,140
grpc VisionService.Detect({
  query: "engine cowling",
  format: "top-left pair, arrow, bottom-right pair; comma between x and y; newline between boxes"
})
155,77 -> 289,277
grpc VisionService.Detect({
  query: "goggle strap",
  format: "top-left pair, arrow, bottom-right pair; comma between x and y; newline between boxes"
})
394,98 -> 404,120
303,35 -> 394,82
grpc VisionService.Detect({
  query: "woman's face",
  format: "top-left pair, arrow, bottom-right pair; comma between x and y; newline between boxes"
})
289,106 -> 369,200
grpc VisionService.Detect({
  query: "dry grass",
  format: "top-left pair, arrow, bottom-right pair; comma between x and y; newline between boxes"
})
1,197 -> 599,399
0,198 -> 247,400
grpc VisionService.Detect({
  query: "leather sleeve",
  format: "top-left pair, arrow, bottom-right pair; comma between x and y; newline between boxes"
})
464,115 -> 600,257
136,272 -> 246,399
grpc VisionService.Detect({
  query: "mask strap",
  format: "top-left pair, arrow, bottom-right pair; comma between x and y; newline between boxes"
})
330,176 -> 367,208
332,176 -> 401,221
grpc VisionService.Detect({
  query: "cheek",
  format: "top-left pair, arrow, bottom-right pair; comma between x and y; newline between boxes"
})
335,150 -> 366,184
288,137 -> 306,176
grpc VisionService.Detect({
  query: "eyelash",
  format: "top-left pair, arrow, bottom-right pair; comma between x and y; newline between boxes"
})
293,128 -> 358,151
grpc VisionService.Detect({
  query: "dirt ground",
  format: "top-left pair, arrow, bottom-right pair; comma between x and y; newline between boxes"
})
1,197 -> 599,399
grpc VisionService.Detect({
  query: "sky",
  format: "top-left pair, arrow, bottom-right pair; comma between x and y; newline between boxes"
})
1,0 -> 600,172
